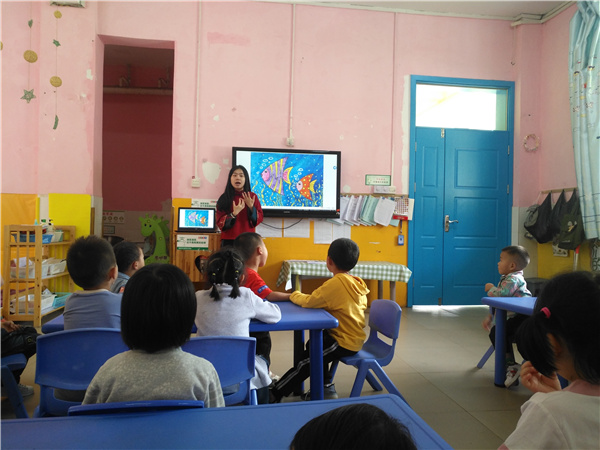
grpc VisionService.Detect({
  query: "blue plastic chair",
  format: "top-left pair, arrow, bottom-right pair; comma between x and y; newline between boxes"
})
182,336 -> 257,406
34,328 -> 128,417
1,353 -> 29,418
68,400 -> 204,416
330,299 -> 408,404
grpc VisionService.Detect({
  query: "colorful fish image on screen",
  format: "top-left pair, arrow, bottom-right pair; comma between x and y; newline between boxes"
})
233,147 -> 341,218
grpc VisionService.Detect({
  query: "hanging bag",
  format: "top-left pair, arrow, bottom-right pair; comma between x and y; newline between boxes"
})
524,193 -> 554,243
548,190 -> 567,238
557,190 -> 586,250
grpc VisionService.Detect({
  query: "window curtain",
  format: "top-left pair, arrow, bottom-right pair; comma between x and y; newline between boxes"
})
569,1 -> 600,240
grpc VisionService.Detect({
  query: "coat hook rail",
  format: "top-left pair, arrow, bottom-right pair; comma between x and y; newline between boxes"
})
541,187 -> 577,194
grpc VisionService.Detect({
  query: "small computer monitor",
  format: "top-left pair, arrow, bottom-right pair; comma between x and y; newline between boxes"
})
176,207 -> 217,233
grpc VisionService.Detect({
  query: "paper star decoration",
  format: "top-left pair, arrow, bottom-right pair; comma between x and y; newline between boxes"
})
21,89 -> 36,103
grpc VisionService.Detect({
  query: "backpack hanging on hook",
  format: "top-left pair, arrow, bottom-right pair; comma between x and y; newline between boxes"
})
524,192 -> 554,243
548,190 -> 567,238
557,190 -> 585,250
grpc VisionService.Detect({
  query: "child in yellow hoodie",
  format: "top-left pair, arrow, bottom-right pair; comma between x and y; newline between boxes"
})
269,238 -> 369,402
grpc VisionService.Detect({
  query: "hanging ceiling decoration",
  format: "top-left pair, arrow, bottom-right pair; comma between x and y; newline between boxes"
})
51,7 -> 62,129
21,13 -> 37,104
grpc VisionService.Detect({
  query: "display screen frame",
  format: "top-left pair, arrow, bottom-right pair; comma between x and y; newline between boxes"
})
176,207 -> 217,233
232,147 -> 341,219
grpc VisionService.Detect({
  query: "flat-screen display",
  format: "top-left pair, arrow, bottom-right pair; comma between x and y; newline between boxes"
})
177,207 -> 217,232
233,147 -> 341,218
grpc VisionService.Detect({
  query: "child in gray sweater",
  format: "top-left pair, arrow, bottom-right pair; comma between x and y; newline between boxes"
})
83,264 -> 224,407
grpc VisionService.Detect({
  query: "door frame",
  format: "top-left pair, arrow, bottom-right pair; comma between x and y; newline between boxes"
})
407,75 -> 515,306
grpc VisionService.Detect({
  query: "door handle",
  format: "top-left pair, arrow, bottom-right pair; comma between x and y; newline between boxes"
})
444,215 -> 459,232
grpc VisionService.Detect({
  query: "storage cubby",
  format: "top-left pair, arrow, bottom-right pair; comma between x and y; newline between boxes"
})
2,225 -> 75,328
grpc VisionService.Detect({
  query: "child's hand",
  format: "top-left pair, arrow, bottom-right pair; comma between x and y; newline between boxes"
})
520,361 -> 561,394
241,191 -> 255,209
232,198 -> 245,216
1,321 -> 21,332
484,283 -> 494,293
482,314 -> 493,330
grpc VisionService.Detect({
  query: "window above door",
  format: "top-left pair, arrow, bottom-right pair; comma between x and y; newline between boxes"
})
416,84 -> 508,131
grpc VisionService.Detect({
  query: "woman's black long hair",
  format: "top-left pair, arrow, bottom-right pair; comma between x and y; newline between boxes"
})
216,165 -> 252,213
205,248 -> 246,300
516,271 -> 600,383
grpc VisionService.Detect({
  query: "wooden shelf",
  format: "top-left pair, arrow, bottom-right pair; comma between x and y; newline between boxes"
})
2,225 -> 76,328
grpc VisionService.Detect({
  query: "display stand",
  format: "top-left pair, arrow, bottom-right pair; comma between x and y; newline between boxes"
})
2,225 -> 75,328
170,232 -> 220,283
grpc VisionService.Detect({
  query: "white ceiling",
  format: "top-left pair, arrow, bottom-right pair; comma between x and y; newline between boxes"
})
104,1 -> 573,68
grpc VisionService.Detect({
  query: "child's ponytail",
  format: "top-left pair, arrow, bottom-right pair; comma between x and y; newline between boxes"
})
205,248 -> 245,300
208,262 -> 223,300
230,268 -> 241,298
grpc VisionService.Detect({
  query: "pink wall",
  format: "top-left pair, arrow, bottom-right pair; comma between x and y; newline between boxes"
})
512,24 -> 543,207
539,7 -> 577,197
2,1 -> 98,195
1,1 -> 577,210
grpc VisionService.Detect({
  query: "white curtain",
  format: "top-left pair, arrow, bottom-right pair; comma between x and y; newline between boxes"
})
569,1 -> 600,240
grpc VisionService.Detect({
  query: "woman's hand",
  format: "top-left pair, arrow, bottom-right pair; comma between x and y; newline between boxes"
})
242,191 -> 255,209
232,198 -> 245,217
520,361 -> 561,394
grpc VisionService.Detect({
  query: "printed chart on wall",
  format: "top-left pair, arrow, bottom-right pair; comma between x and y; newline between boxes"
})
395,196 -> 412,219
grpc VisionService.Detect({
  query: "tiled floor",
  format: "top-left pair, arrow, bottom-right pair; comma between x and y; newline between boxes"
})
2,305 -> 531,449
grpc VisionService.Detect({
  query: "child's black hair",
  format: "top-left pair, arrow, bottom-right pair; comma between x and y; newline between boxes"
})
66,235 -> 116,289
233,232 -> 263,262
290,403 -> 417,450
327,238 -> 360,272
121,264 -> 196,353
501,245 -> 530,271
205,248 -> 246,300
216,165 -> 252,213
516,271 -> 600,383
113,241 -> 143,273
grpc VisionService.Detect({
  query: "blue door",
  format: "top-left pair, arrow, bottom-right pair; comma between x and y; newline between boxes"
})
409,76 -> 514,306
443,129 -> 511,304
411,128 -> 511,305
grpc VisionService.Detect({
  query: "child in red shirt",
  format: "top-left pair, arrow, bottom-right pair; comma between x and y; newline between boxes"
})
234,232 -> 290,365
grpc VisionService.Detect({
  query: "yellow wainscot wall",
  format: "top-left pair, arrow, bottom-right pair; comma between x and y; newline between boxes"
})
263,220 -> 409,306
172,197 -> 410,307
537,239 -> 592,278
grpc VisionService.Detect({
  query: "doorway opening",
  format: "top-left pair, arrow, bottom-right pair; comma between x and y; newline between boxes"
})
101,43 -> 174,261
408,76 -> 515,306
